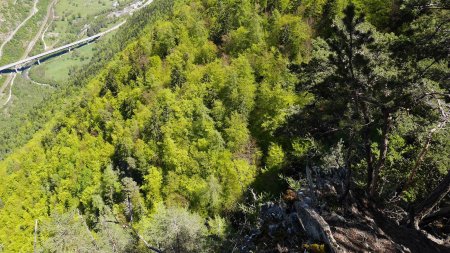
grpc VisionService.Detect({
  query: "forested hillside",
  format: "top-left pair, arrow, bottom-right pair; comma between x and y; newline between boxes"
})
0,0 -> 448,252
0,0 -> 171,160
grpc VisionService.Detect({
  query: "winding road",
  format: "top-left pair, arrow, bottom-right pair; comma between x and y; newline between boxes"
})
2,74 -> 16,106
23,68 -> 53,88
24,0 -> 57,60
0,0 -> 39,60
41,1 -> 56,51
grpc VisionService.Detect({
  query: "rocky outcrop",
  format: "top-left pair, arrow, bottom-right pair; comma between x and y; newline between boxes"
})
238,189 -> 342,252
295,202 -> 342,253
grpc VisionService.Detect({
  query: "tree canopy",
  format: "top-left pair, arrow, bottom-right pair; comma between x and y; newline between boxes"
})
0,0 -> 448,252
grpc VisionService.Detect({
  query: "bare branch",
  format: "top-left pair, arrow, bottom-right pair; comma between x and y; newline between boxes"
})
111,214 -> 162,253
77,209 -> 99,251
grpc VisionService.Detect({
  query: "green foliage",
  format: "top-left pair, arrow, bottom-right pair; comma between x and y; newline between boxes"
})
224,112 -> 250,152
266,143 -> 285,169
279,174 -> 303,191
142,166 -> 163,209
353,0 -> 394,29
1,0 -> 447,251
284,2 -> 449,201
0,0 -> 176,161
269,11 -> 311,62
291,138 -> 314,158
1,1 -> 313,250
40,209 -> 134,252
41,211 -> 94,253
207,215 -> 229,238
143,205 -> 208,253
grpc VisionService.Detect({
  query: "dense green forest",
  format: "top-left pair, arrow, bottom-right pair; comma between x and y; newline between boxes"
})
0,0 -> 448,252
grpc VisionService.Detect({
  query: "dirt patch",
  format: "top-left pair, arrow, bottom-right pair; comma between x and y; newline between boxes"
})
327,211 -> 398,252
325,206 -> 450,253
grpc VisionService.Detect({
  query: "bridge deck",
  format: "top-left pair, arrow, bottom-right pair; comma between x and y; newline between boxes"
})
0,21 -> 125,72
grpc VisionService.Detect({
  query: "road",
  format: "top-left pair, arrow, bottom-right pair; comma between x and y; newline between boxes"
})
24,0 -> 58,60
41,1 -> 56,51
0,0 -> 56,99
1,74 -> 16,106
0,0 -> 39,60
23,68 -> 53,88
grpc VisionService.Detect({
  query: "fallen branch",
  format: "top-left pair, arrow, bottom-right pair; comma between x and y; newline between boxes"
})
77,209 -> 99,251
112,214 -> 162,253
409,172 -> 450,229
421,206 -> 450,225
34,219 -> 38,253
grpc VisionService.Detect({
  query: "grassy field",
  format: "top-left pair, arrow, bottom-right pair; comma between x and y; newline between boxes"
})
0,74 -> 53,121
29,41 -> 96,85
44,0 -> 134,47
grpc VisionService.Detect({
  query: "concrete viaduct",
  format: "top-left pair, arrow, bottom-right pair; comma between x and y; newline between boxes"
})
0,21 -> 125,73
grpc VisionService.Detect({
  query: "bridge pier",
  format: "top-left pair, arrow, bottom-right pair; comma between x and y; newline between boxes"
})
38,59 -> 41,65
0,21 -> 126,73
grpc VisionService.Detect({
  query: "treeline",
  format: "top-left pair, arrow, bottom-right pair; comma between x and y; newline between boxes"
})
0,0 -> 448,252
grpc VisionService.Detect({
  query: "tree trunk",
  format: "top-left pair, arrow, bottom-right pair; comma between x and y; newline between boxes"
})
340,145 -> 354,202
360,102 -> 374,193
421,206 -> 450,225
410,172 -> 450,229
369,111 -> 392,198
306,164 -> 317,205
365,139 -> 374,192
397,121 -> 446,197
34,219 -> 38,253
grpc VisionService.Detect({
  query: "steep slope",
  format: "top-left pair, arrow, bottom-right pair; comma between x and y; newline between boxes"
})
0,0 -> 448,252
0,0 -> 310,251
